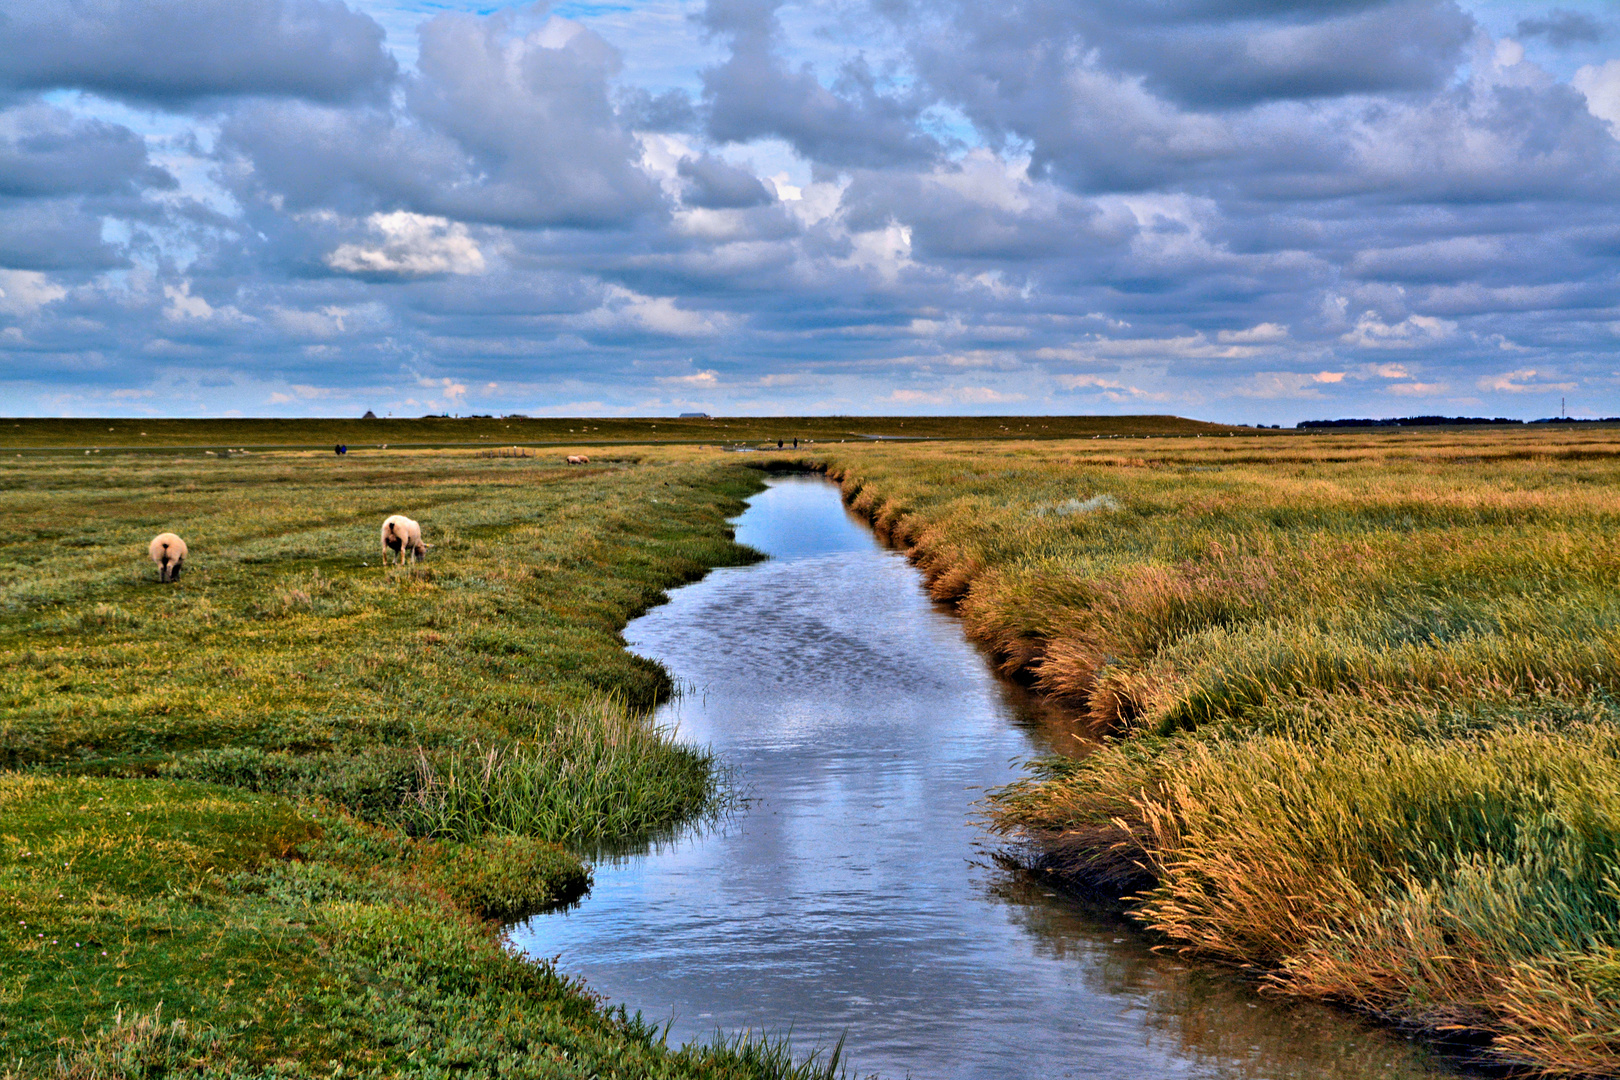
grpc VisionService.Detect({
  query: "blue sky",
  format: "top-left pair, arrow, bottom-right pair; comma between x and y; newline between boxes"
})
2,0 -> 1619,421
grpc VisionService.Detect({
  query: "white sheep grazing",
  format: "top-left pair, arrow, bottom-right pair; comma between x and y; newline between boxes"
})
380,514 -> 428,566
565,454 -> 590,465
148,532 -> 187,582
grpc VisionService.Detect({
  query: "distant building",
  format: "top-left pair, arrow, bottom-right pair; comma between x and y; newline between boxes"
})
362,410 -> 377,419
679,411 -> 710,418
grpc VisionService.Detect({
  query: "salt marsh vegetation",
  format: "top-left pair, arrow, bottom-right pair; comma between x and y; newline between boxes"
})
812,426 -> 1620,1076
11,419 -> 1617,1077
0,441 -> 858,1078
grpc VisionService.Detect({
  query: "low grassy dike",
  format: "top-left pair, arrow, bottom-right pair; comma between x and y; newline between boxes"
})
809,426 -> 1620,1076
0,441 -> 860,1079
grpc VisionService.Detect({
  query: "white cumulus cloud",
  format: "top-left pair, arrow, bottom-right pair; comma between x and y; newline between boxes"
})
584,285 -> 726,337
327,212 -> 485,276
0,270 -> 66,315
1574,60 -> 1620,135
1216,323 -> 1289,344
162,280 -> 253,324
1341,311 -> 1457,349
1477,368 -> 1576,393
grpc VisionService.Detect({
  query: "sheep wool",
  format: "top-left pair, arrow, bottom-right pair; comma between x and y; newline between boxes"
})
380,514 -> 428,566
148,532 -> 187,583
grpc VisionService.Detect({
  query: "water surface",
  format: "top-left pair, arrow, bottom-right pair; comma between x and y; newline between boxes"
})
513,476 -> 1466,1079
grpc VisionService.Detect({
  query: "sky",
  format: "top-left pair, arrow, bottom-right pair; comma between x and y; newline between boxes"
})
2,0 -> 1620,422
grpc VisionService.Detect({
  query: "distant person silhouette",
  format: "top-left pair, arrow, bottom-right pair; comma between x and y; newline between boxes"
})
778,439 -> 783,448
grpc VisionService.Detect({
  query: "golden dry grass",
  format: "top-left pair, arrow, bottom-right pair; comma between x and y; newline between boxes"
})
806,426 -> 1620,1076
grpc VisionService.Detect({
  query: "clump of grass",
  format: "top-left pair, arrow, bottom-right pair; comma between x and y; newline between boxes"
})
674,1031 -> 853,1080
248,568 -> 351,619
53,1007 -> 234,1080
415,834 -> 590,920
992,716 -> 1620,1070
76,604 -> 141,632
1069,716 -> 1620,1068
402,698 -> 713,846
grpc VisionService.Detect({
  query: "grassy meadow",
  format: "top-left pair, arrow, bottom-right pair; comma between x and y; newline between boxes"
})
1,414 -> 1235,452
0,440 -> 868,1078
11,417 -> 1620,1078
808,425 -> 1620,1075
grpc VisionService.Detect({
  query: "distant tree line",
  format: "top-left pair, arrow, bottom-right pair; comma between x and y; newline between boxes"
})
1296,415 -> 1620,429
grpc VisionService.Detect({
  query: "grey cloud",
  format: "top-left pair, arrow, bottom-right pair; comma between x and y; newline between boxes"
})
677,154 -> 774,208
841,163 -> 1125,260
913,0 -> 1473,129
601,218 -> 801,297
906,6 -> 1271,193
0,198 -> 128,269
1350,236 -> 1527,284
220,103 -> 464,219
910,1 -> 1617,206
407,12 -> 661,226
1517,9 -> 1607,47
616,87 -> 700,133
1346,80 -> 1620,203
400,272 -> 602,328
702,0 -> 941,167
0,0 -> 396,106
0,101 -> 173,198
223,11 -> 664,231
897,1 -> 1584,203
914,48 -> 1239,193
0,98 -> 175,278
1416,281 -> 1598,316
1085,0 -> 1476,108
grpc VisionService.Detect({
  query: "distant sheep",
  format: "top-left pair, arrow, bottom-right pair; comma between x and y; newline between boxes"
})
565,454 -> 590,465
380,514 -> 428,566
148,532 -> 187,583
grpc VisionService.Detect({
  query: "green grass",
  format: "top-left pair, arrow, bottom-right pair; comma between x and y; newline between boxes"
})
400,697 -> 716,846
0,414 -> 1240,451
2,777 -> 849,1077
1,773 -> 329,1063
0,443 -> 863,1078
24,418 -> 1611,1075
805,427 -> 1620,1076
